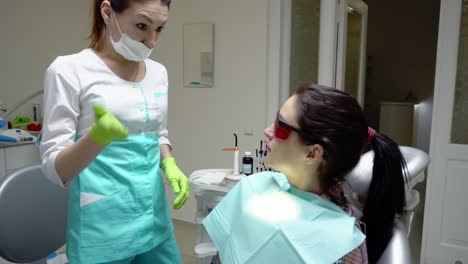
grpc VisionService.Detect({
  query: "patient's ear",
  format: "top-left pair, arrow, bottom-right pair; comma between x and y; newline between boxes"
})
305,144 -> 324,165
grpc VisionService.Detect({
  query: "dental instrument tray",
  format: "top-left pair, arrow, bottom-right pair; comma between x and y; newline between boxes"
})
0,129 -> 37,143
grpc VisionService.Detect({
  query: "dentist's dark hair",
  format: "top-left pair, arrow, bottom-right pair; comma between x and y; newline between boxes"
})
90,0 -> 171,50
293,83 -> 408,263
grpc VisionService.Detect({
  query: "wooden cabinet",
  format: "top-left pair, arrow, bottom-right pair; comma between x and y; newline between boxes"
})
379,102 -> 416,146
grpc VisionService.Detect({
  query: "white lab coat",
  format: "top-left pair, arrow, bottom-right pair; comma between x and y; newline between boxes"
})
39,48 -> 171,187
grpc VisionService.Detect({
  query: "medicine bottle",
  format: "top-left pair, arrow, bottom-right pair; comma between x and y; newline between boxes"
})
242,151 -> 254,175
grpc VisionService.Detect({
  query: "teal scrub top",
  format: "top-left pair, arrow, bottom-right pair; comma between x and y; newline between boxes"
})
67,134 -> 173,263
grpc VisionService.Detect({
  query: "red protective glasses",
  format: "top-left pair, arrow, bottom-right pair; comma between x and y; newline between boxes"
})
274,112 -> 303,140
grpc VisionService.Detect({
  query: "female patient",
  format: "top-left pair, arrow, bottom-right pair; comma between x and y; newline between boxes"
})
205,84 -> 408,263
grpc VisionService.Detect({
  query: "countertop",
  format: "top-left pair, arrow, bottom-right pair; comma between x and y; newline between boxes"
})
0,141 -> 36,148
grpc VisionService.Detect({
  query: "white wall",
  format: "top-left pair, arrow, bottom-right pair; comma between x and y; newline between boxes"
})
155,0 -> 270,174
1,0 -> 272,175
157,0 -> 271,222
2,0 -> 273,226
0,1 -> 91,120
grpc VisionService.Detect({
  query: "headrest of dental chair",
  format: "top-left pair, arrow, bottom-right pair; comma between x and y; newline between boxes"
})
0,165 -> 68,263
345,146 -> 430,198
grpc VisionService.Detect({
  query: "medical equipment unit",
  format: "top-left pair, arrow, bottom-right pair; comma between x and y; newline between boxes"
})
224,137 -> 275,177
190,171 -> 235,264
0,129 -> 36,143
189,146 -> 430,264
222,134 -> 241,177
0,92 -> 43,144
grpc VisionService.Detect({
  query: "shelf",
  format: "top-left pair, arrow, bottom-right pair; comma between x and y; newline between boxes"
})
189,169 -> 240,195
195,211 -> 208,224
189,169 -> 238,264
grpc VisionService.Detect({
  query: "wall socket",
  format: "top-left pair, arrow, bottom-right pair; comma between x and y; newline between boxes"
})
243,128 -> 253,136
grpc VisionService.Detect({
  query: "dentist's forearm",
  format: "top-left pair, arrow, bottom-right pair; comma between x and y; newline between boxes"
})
55,133 -> 105,184
160,144 -> 172,162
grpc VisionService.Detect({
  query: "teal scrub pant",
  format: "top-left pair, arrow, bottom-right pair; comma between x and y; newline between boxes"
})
99,234 -> 181,264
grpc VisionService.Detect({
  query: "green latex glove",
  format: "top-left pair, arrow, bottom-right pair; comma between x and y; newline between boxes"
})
88,104 -> 128,146
161,157 -> 190,209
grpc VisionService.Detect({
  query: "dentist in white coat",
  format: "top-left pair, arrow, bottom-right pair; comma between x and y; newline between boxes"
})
39,0 -> 189,263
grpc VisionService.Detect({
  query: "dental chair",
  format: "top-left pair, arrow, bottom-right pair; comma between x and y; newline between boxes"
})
345,146 -> 430,264
0,165 -> 68,263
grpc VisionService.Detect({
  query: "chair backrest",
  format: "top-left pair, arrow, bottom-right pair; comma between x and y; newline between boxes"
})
345,146 -> 431,199
0,165 -> 68,263
377,219 -> 412,264
344,146 -> 430,263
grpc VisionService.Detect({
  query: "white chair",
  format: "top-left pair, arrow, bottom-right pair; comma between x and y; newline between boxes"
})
0,165 -> 68,263
345,146 -> 430,263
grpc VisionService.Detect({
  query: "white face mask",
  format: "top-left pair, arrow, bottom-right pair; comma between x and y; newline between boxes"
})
110,11 -> 153,61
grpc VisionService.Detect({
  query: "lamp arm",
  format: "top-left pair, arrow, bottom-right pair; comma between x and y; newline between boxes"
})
0,90 -> 44,120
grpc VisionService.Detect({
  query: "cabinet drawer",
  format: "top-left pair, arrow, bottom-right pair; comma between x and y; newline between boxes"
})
5,144 -> 40,172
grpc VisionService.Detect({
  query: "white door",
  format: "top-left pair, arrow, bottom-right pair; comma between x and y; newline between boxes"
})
335,0 -> 368,106
268,0 -> 367,120
421,0 -> 468,263
269,0 -> 340,122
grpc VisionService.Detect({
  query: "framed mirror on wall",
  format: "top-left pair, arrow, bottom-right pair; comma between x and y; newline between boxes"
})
183,23 -> 214,87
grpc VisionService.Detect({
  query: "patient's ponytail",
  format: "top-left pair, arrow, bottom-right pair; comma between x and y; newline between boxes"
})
293,84 -> 409,262
363,132 -> 408,263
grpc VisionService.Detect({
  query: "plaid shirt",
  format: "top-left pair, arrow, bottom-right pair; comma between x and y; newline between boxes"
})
321,184 -> 368,264
211,183 -> 368,264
